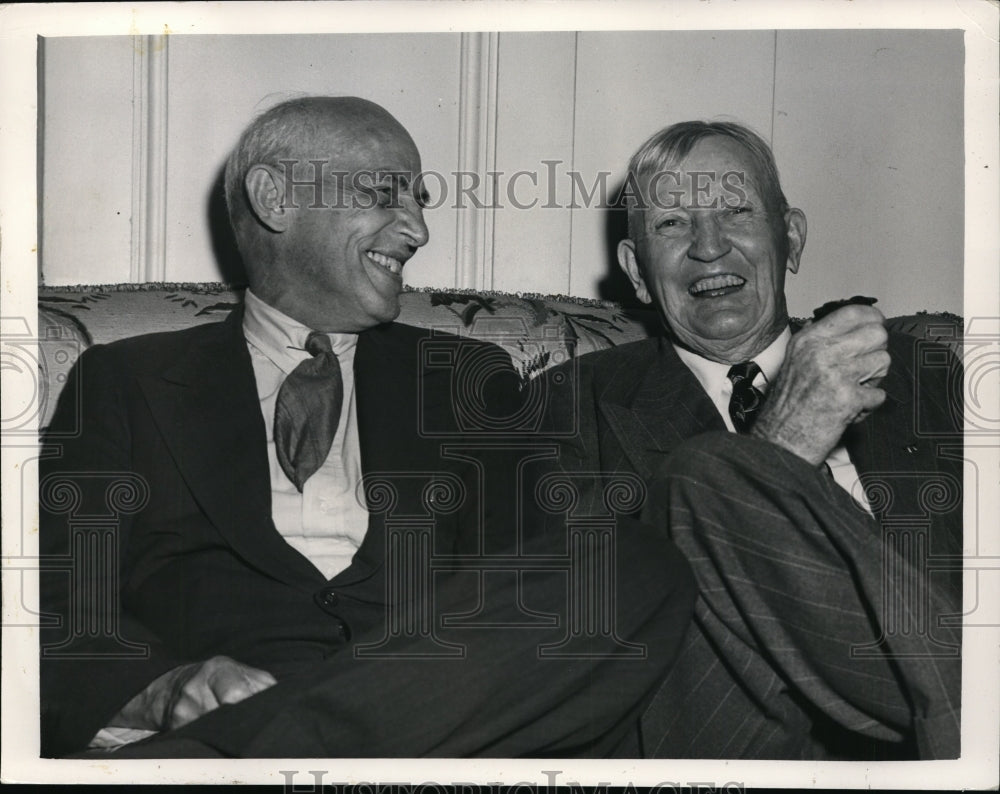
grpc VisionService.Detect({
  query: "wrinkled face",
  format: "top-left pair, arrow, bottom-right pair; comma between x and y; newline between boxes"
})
619,136 -> 805,363
265,117 -> 429,332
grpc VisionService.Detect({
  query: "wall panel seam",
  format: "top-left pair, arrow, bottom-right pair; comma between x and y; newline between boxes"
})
455,32 -> 498,290
130,35 -> 169,283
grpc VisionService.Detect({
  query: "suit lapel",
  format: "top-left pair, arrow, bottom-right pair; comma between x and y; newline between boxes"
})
600,338 -> 726,481
138,308 -> 324,590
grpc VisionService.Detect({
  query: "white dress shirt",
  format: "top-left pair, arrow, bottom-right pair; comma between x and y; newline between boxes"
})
243,290 -> 370,580
674,327 -> 872,512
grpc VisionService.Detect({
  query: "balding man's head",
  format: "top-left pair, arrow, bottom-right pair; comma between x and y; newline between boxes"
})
224,96 -> 428,332
224,97 -> 412,244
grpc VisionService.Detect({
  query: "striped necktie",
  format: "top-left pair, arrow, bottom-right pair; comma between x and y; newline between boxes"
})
727,360 -> 766,434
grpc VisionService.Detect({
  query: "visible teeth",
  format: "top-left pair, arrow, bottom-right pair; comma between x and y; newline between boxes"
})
690,274 -> 745,295
366,251 -> 403,276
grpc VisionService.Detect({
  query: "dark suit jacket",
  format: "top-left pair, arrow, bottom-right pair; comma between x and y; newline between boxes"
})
38,309 -> 525,754
41,308 -> 697,758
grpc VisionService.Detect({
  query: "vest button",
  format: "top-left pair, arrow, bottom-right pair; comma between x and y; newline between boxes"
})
320,591 -> 338,607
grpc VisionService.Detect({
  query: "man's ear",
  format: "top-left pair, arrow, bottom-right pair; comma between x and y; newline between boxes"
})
245,164 -> 292,232
617,238 -> 652,304
783,208 -> 807,274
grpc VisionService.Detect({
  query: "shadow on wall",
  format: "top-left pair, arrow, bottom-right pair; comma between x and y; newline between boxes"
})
597,178 -> 663,338
597,210 -> 638,305
207,163 -> 248,286
597,177 -> 644,308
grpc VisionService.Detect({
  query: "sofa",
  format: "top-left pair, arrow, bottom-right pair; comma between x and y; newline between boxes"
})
32,283 -> 964,432
22,281 -> 968,761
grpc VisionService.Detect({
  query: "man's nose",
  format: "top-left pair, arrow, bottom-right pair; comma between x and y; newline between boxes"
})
397,199 -> 429,248
687,215 -> 731,261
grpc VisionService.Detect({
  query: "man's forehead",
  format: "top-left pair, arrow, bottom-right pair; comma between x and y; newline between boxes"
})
284,107 -> 420,169
637,138 -> 761,207
677,135 -> 758,169
337,138 -> 418,176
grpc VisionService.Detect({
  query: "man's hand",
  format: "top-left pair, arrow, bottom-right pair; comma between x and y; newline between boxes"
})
751,305 -> 890,467
108,655 -> 277,733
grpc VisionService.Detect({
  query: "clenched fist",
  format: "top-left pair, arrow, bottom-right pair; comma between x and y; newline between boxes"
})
752,304 -> 890,466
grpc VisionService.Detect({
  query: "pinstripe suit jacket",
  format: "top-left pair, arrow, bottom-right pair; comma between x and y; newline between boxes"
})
545,327 -> 964,757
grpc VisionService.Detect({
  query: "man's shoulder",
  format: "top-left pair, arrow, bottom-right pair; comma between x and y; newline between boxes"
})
362,320 -> 494,345
573,337 -> 665,381
886,328 -> 961,380
359,320 -> 520,366
586,336 -> 663,363
79,318 -> 237,376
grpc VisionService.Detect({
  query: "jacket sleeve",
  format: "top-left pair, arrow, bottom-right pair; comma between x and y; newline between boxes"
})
39,344 -> 187,756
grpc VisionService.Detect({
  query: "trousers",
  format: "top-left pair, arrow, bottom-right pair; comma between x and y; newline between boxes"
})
83,516 -> 695,758
637,432 -> 961,759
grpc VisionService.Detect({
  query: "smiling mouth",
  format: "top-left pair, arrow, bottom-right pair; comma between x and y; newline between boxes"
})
689,274 -> 746,298
365,250 -> 404,277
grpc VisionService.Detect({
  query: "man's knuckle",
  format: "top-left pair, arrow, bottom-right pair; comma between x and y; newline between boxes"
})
866,390 -> 887,408
220,684 -> 252,704
835,383 -> 857,404
867,325 -> 888,346
169,702 -> 196,729
178,684 -> 204,709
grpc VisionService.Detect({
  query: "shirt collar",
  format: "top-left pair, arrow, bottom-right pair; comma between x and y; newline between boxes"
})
753,326 -> 792,387
674,326 -> 791,393
243,289 -> 358,375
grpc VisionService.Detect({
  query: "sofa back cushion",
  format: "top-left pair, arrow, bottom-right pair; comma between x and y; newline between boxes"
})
35,284 -> 963,430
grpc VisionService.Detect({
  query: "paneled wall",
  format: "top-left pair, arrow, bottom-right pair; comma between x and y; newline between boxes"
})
40,37 -> 136,285
41,30 -> 964,318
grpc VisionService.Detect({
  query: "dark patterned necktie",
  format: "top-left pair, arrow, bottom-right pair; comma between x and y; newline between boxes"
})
273,332 -> 343,492
727,360 -> 766,434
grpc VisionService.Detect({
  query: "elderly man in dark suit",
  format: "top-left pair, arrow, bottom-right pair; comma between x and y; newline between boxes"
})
546,121 -> 963,759
39,97 -> 696,758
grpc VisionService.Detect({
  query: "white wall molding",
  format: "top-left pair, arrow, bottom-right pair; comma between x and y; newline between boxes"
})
454,32 -> 498,290
130,35 -> 169,282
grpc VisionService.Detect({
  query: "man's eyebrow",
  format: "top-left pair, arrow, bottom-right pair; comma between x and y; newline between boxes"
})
647,200 -> 690,214
335,169 -> 414,181
379,171 -> 432,203
374,170 -> 414,183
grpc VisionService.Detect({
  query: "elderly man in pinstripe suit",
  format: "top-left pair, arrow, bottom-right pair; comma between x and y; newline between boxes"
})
547,121 -> 962,759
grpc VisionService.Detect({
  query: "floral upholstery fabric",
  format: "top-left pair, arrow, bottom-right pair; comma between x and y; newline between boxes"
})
34,283 -> 963,430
